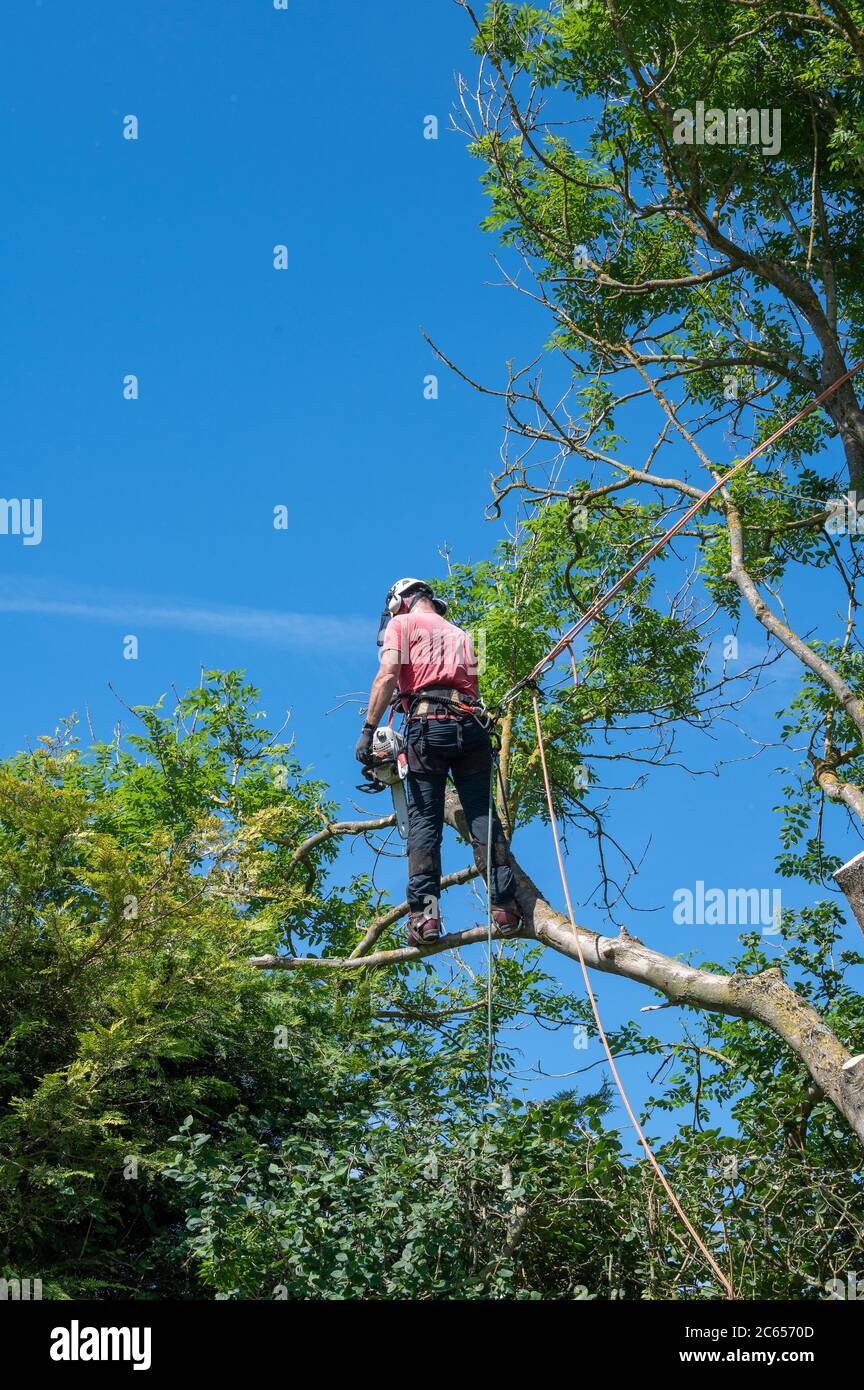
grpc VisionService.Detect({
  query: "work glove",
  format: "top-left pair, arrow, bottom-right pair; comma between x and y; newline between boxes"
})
355,722 -> 376,764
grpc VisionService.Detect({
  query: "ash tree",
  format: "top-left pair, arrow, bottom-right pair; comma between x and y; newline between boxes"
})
256,0 -> 864,1160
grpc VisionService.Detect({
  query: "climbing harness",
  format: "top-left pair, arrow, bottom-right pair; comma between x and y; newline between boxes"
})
404,685 -> 496,734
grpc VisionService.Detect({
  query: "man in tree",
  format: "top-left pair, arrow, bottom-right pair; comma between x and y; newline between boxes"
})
355,577 -> 521,946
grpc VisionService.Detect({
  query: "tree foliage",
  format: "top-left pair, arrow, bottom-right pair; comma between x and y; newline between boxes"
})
0,672 -> 862,1299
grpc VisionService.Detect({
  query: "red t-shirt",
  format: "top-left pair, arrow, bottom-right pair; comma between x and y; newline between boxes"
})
380,612 -> 480,701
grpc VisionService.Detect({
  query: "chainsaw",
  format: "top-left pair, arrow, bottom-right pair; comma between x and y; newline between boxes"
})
357,724 -> 409,839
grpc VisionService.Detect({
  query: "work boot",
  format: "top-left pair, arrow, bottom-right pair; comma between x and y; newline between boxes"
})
491,902 -> 523,938
407,912 -> 441,948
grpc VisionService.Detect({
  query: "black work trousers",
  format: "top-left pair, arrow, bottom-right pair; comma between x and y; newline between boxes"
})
404,715 -> 516,915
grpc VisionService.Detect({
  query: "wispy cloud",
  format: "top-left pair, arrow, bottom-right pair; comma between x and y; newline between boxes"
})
0,580 -> 370,652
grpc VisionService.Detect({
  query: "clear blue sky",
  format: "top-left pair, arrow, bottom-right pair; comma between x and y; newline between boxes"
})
1,0 -> 860,1135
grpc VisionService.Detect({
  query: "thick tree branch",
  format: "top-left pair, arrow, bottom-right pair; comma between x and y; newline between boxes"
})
814,765 -> 864,824
251,830 -> 864,1142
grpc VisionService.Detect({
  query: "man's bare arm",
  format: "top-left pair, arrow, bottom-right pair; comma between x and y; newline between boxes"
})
365,654 -> 401,726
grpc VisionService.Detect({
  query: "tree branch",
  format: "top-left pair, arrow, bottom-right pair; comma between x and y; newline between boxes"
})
251,834 -> 864,1143
349,864 -> 480,957
279,813 -> 396,875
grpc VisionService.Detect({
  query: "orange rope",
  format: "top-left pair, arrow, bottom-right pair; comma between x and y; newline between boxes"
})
503,360 -> 864,704
495,365 -> 864,1294
494,366 -> 863,1291
531,691 -> 735,1299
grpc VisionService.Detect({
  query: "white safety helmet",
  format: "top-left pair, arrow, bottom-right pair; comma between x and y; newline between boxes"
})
377,578 -> 448,646
385,577 -> 448,618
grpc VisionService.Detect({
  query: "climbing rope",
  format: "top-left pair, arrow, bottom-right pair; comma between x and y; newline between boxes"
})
488,365 -> 864,1294
501,360 -> 864,708
485,755 -> 495,1093
396,364 -> 863,1284
531,690 -> 735,1298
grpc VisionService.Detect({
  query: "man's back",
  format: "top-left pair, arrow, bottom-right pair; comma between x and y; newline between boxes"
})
358,580 -> 521,947
381,610 -> 479,698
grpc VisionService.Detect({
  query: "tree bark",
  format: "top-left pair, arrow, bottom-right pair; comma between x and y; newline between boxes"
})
833,849 -> 864,938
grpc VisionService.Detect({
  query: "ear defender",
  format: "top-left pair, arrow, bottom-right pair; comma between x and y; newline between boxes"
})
382,578 -> 448,623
